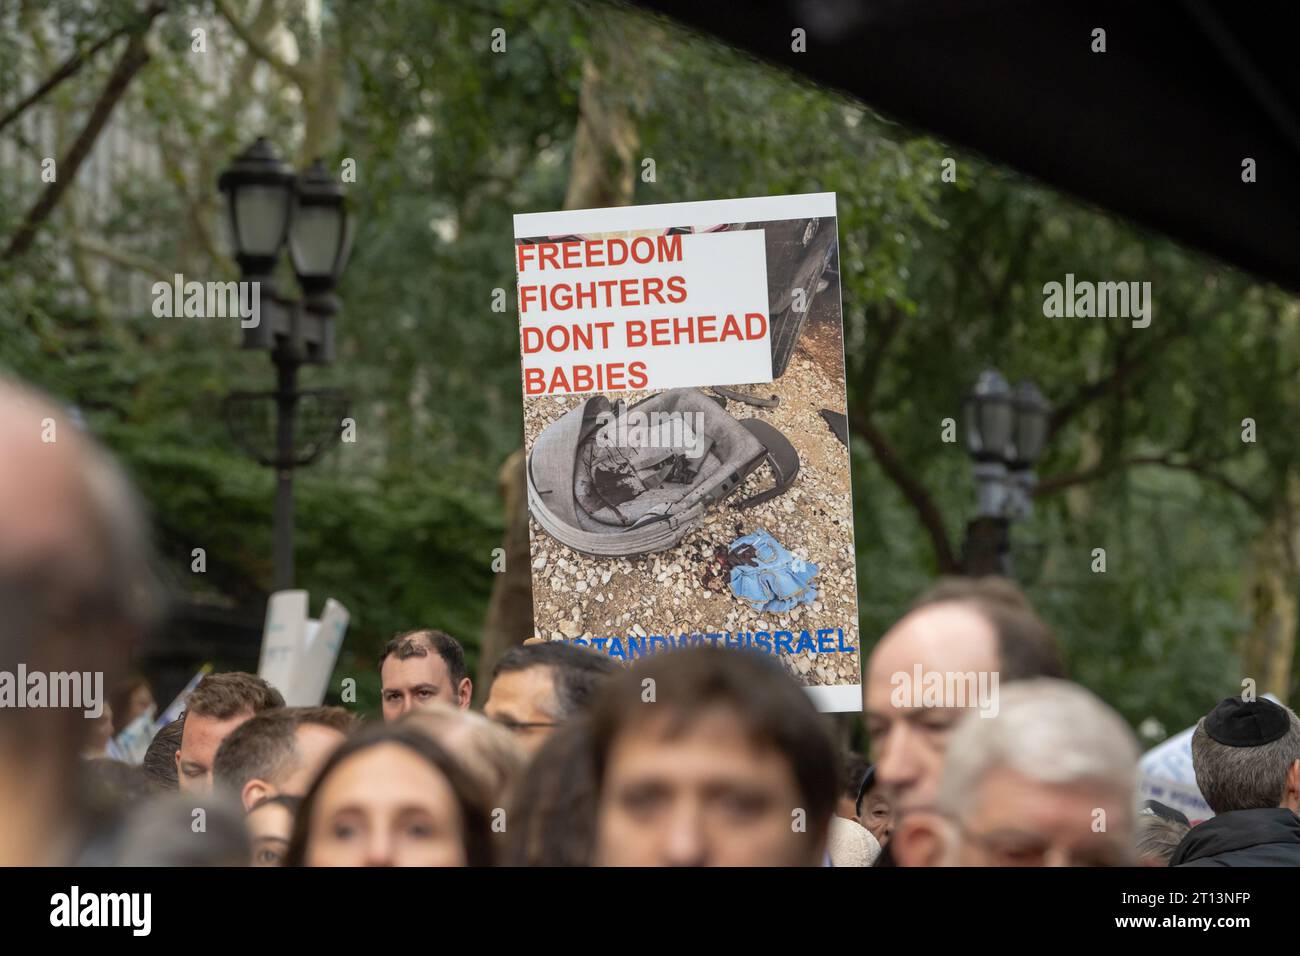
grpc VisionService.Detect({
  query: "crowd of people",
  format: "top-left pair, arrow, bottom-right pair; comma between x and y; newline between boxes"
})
3,371 -> 1300,867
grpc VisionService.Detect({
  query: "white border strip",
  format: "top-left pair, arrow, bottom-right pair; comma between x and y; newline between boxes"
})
514,192 -> 837,237
803,682 -> 862,714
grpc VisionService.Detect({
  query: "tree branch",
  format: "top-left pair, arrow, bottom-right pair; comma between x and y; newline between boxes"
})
213,0 -> 312,91
850,406 -> 960,573
857,301 -> 904,400
71,233 -> 171,283
1047,321 -> 1188,439
0,15 -> 143,135
1035,451 -> 1265,514
2,11 -> 161,262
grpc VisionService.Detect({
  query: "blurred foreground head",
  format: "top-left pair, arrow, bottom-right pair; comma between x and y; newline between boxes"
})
286,722 -> 494,867
114,792 -> 250,867
894,679 -> 1138,867
0,377 -> 159,864
864,577 -> 1065,813
505,719 -> 598,866
403,702 -> 527,808
589,647 -> 838,867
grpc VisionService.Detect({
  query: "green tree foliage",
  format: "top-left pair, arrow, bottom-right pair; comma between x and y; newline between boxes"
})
1,0 -> 1296,731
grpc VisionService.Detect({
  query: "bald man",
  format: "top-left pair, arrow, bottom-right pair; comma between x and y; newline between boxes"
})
863,578 -> 1065,863
0,378 -> 158,864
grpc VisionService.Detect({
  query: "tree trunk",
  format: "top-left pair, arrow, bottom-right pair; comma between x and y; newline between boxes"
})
476,23 -> 641,690
563,53 -> 640,210
1238,473 -> 1300,703
476,450 -> 536,701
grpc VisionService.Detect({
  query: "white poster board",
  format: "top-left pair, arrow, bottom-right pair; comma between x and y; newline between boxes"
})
258,590 -> 309,702
258,590 -> 350,706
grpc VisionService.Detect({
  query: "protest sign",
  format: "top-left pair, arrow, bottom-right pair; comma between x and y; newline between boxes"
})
290,597 -> 350,706
259,590 -> 309,701
514,193 -> 861,711
258,591 -> 350,706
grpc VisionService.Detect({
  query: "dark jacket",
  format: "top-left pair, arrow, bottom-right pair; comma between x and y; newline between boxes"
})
1171,807 -> 1300,866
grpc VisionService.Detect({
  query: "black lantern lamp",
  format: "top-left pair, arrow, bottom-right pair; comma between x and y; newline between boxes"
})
289,159 -> 353,297
289,159 -> 352,364
964,368 -> 1015,464
960,369 -> 1052,575
1010,379 -> 1050,470
217,137 -> 294,278
218,138 -> 295,351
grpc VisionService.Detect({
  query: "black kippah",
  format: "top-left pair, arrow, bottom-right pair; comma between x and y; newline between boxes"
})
1205,696 -> 1290,747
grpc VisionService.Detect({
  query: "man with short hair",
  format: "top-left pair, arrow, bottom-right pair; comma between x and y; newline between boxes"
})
213,706 -> 355,810
0,377 -> 160,864
175,672 -> 284,793
484,641 -> 617,754
1171,696 -> 1300,866
893,679 -> 1139,867
589,647 -> 838,867
863,578 -> 1066,822
379,629 -> 472,721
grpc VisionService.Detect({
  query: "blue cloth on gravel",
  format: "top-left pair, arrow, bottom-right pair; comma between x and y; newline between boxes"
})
728,529 -> 819,613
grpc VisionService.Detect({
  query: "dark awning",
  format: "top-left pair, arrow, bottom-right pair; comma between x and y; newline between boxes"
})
628,0 -> 1300,292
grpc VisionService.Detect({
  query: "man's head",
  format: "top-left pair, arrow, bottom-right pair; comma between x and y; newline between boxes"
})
1135,813 -> 1189,866
175,672 -> 284,793
402,703 -> 527,806
838,751 -> 869,822
894,679 -> 1138,867
213,706 -> 355,810
143,719 -> 184,792
855,765 -> 894,847
589,647 -> 838,867
485,641 -> 618,754
0,378 -> 159,863
1190,696 -> 1300,814
379,630 -> 471,721
864,577 -> 1065,812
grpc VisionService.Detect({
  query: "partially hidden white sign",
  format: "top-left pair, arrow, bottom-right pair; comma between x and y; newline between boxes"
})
259,590 -> 308,702
291,597 -> 350,706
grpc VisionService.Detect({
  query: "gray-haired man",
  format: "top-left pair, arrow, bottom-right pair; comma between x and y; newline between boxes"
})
893,678 -> 1139,867
1171,696 -> 1300,866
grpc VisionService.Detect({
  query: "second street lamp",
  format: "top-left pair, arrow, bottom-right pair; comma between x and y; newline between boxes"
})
961,369 -> 1051,577
1011,379 -> 1049,468
289,159 -> 354,366
289,159 -> 353,295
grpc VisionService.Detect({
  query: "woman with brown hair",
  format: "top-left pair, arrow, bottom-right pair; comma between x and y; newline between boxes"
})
285,722 -> 493,867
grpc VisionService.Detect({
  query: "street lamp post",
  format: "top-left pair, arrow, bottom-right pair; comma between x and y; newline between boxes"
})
961,369 -> 1050,577
218,139 -> 353,591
